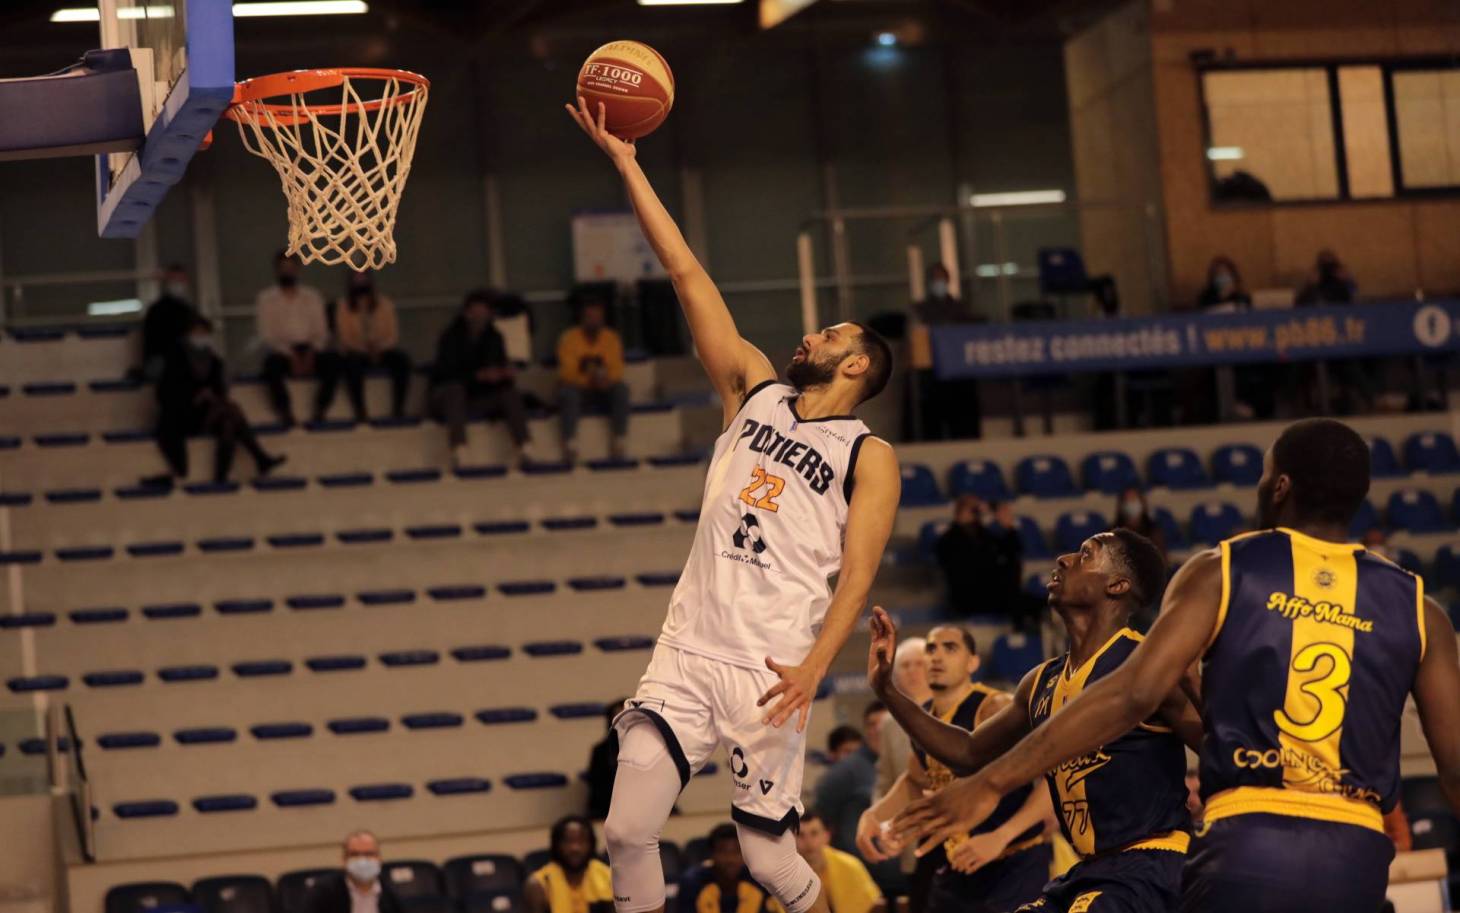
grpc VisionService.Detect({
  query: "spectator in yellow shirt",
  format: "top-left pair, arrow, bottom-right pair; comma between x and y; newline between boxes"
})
556,298 -> 629,464
334,270 -> 412,421
795,811 -> 884,913
526,816 -> 615,913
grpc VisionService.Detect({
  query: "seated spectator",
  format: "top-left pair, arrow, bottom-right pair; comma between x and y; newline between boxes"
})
256,250 -> 340,427
794,811 -> 884,913
935,497 -> 1036,631
908,263 -> 981,442
428,289 -> 534,469
334,270 -> 412,421
1297,249 -> 1374,414
307,830 -> 403,913
676,824 -> 775,913
147,316 -> 284,487
815,709 -> 883,859
1112,486 -> 1166,556
557,297 -> 629,464
140,263 -> 198,380
526,816 -> 614,913
1296,249 -> 1357,305
1197,256 -> 1251,312
586,699 -> 625,821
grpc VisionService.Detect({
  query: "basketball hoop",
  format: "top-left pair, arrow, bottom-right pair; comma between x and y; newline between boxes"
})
225,68 -> 429,271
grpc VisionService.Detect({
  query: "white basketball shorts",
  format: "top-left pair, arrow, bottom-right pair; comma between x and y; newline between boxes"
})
614,643 -> 808,834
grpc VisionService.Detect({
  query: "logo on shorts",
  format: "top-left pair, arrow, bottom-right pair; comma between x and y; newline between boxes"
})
731,747 -> 749,778
758,778 -> 774,795
733,513 -> 767,554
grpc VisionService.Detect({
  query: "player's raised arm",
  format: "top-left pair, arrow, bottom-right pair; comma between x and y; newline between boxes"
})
758,437 -> 900,732
566,97 -> 774,422
1414,596 -> 1460,816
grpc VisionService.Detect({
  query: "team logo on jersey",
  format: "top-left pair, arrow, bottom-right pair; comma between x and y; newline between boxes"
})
733,513 -> 768,554
1312,567 -> 1336,589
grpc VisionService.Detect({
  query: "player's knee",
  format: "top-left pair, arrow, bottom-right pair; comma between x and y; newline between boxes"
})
603,807 -> 656,859
738,828 -> 820,913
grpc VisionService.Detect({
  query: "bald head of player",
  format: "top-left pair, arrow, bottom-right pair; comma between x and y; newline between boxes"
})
923,625 -> 980,693
785,322 -> 893,406
1257,417 -> 1371,535
1046,529 -> 1167,625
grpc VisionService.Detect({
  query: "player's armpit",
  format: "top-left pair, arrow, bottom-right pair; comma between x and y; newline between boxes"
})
1413,596 -> 1460,816
1156,684 -> 1204,752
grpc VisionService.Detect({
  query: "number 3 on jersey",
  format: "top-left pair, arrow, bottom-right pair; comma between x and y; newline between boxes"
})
738,468 -> 785,512
1274,641 -> 1352,742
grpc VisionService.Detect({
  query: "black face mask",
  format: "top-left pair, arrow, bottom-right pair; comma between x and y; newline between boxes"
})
277,274 -> 298,289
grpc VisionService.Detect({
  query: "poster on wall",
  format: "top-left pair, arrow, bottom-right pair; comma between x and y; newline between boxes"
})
571,211 -> 668,283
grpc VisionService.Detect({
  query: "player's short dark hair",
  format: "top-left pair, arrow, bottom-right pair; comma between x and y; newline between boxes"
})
1105,529 -> 1169,613
800,809 -> 828,830
929,625 -> 978,657
708,823 -> 739,849
1271,418 -> 1371,526
863,700 -> 886,722
848,321 -> 893,404
462,287 -> 498,311
827,725 -> 863,754
548,814 -> 596,864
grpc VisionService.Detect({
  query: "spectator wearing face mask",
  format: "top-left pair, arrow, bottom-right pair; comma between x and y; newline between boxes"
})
334,270 -> 412,422
146,315 -> 285,488
309,830 -> 403,913
909,263 -> 981,442
256,250 -> 340,427
934,496 -> 1036,631
1197,256 -> 1251,313
1111,486 -> 1165,556
140,263 -> 199,381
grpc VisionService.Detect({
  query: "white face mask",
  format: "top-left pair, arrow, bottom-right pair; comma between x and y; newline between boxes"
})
1120,499 -> 1144,520
165,281 -> 190,299
929,279 -> 950,298
346,857 -> 381,883
188,334 -> 214,352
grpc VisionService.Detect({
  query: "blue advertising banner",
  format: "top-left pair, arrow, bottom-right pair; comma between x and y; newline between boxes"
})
930,299 -> 1460,379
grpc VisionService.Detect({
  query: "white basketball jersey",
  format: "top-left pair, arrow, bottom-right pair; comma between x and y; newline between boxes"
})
658,382 -> 873,671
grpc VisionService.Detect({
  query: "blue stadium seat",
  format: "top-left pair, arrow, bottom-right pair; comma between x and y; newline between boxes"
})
216,598 -> 274,615
988,633 -> 1044,683
8,675 -> 68,693
158,665 -> 219,683
1016,516 -> 1050,558
917,521 -> 950,561
0,612 -> 55,629
475,708 -> 537,725
672,510 -> 700,524
358,590 -> 415,606
327,717 -> 391,735
84,670 -> 144,688
1348,500 -> 1380,539
128,541 -> 185,558
595,636 -> 654,652
192,795 -> 259,815
1430,546 -> 1460,591
1079,451 -> 1140,494
71,607 -> 128,625
402,713 -> 465,730
36,432 -> 89,447
1150,507 -> 1188,551
115,484 -> 169,500
252,475 -> 308,492
454,465 -> 509,480
1454,487 -> 1460,525
106,882 -> 192,913
406,524 -> 463,540
114,800 -> 179,819
543,516 -> 597,531
45,486 -> 102,504
98,732 -> 161,750
451,645 -> 511,663
550,703 -> 605,720
499,581 -> 556,596
251,723 -> 313,740
1190,503 -> 1246,546
386,468 -> 442,485
459,891 -> 523,913
287,594 -> 345,610
198,537 -> 255,553
143,603 -> 202,620
175,728 -> 237,745
382,862 -> 444,900
277,871 -> 337,913
587,458 -> 639,472
1387,490 -> 1450,534
948,460 -> 1012,501
267,533 -> 325,549
19,737 -> 72,755
473,520 -> 531,536
1147,448 -> 1211,490
183,482 -> 238,497
637,572 -> 681,587
608,513 -> 666,528
306,655 -> 367,672
57,545 -> 115,562
428,778 -> 492,796
351,783 -> 413,801
428,584 -> 487,601
445,855 -> 524,898
1404,432 -> 1460,474
1211,444 -> 1263,486
1054,511 -> 1109,553
0,550 -> 42,565
1366,436 -> 1403,479
192,876 -> 274,913
0,491 -> 32,507
271,789 -> 335,807
337,528 -> 393,545
380,650 -> 440,668
899,464 -> 945,506
1015,455 -> 1078,498
569,577 -> 626,592
503,773 -> 569,790
524,641 -> 583,657
104,430 -> 155,445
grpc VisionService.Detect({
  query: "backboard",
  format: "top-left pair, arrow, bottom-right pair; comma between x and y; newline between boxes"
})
95,0 -> 234,238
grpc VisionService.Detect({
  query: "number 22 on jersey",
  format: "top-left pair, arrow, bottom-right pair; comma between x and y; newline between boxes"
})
738,468 -> 785,512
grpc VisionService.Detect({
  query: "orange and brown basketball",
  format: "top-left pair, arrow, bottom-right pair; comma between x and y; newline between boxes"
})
576,40 -> 674,140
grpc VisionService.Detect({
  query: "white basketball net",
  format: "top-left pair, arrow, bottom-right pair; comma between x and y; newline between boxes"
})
230,72 -> 428,271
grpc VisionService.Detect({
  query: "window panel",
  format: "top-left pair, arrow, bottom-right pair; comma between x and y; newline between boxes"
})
1204,69 -> 1339,201
1393,70 -> 1460,189
1337,67 -> 1395,198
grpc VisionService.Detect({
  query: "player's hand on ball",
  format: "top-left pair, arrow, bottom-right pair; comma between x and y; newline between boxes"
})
946,830 -> 1010,875
758,656 -> 821,732
565,96 -> 637,161
854,810 -> 901,863
891,773 -> 1001,858
867,606 -> 898,696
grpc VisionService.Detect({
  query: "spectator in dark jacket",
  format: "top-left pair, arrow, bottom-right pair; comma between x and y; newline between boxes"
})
1197,256 -> 1251,312
147,316 -> 283,487
935,496 -> 1036,631
428,289 -> 534,469
307,830 -> 403,913
1296,249 -> 1357,305
1296,250 -> 1372,413
140,264 -> 199,380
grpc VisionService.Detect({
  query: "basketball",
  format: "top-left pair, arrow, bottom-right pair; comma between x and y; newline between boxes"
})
576,40 -> 674,140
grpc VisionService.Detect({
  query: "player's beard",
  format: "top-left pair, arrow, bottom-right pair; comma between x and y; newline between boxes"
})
785,353 -> 838,391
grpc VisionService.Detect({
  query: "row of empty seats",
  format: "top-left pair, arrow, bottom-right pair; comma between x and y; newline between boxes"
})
899,432 -> 1460,506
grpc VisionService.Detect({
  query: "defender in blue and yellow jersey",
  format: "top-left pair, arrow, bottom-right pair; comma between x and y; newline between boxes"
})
871,528 -> 1202,913
889,419 -> 1460,913
857,626 -> 1053,913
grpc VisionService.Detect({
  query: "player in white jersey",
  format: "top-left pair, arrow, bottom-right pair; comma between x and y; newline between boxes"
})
567,99 -> 902,913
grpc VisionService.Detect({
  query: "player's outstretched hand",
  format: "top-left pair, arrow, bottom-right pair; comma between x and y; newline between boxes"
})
890,772 -> 1001,858
854,809 -> 901,863
867,606 -> 898,696
564,96 -> 637,161
757,656 -> 822,732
